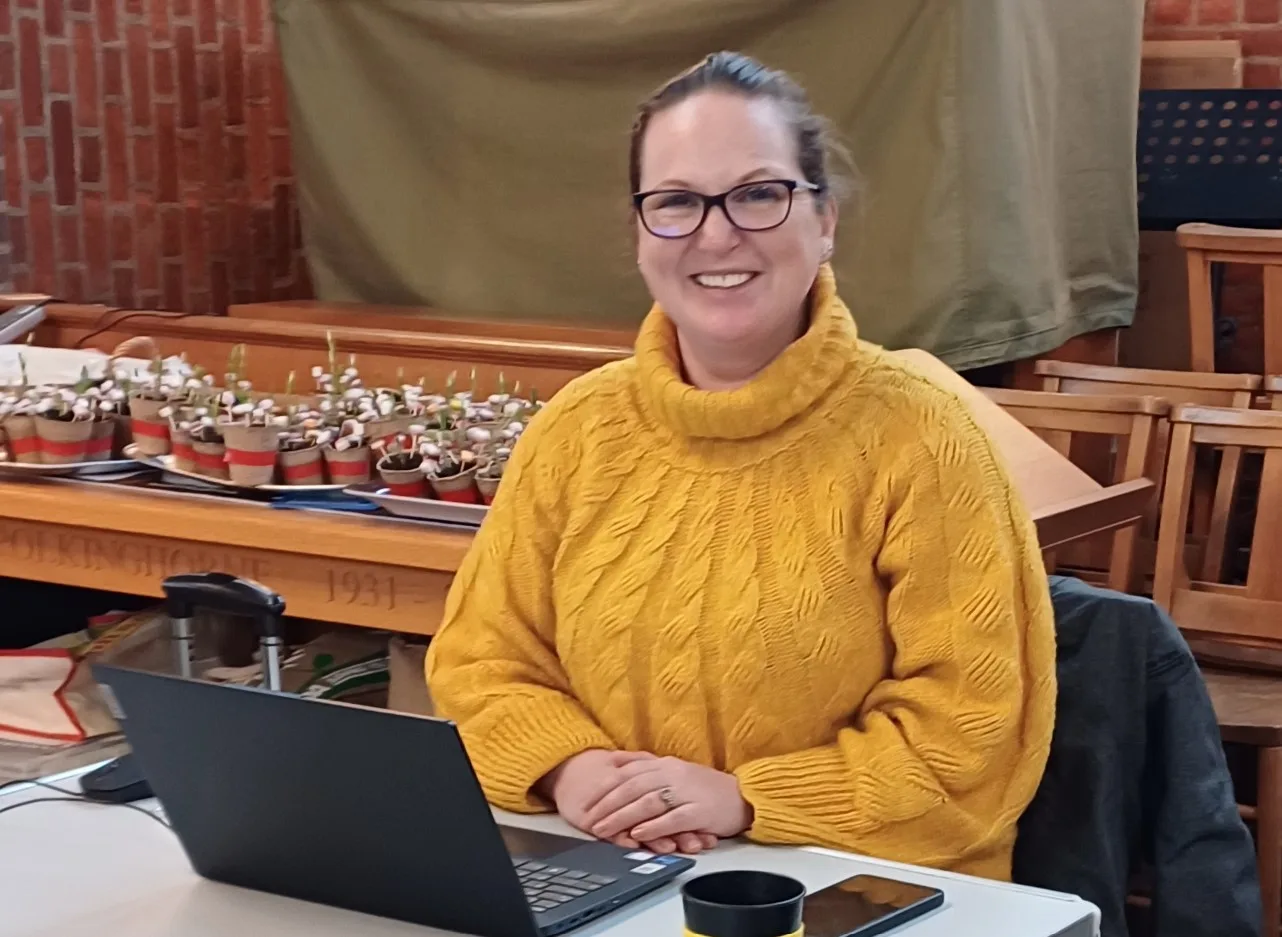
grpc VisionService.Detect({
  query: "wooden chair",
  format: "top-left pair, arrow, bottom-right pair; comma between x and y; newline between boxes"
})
1178,223 -> 1282,374
1154,405 -> 1282,651
1155,405 -> 1282,936
1036,361 -> 1262,585
980,388 -> 1167,593
1204,670 -> 1282,937
1271,375 -> 1282,411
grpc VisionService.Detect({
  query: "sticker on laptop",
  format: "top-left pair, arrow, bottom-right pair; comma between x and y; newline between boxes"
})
655,856 -> 683,866
625,851 -> 655,861
630,863 -> 664,875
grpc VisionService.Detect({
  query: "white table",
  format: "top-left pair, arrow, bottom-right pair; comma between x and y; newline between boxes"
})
0,771 -> 1100,937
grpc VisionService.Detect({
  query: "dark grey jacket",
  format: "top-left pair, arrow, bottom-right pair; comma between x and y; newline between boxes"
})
1012,576 -> 1261,937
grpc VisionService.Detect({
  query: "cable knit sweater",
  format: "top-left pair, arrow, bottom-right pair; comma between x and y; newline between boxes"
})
426,266 -> 1056,880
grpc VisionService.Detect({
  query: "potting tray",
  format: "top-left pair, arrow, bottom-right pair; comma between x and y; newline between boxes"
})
0,456 -> 144,479
344,482 -> 490,527
124,444 -> 348,494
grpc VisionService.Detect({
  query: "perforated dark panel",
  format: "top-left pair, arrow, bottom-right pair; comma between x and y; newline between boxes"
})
1138,90 -> 1282,231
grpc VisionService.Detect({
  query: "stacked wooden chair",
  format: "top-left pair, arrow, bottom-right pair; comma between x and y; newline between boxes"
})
980,355 -> 1281,936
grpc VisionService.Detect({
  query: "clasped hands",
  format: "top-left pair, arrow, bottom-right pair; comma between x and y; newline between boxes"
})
539,749 -> 753,856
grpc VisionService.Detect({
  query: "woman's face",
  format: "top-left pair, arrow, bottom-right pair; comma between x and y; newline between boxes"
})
635,90 -> 837,350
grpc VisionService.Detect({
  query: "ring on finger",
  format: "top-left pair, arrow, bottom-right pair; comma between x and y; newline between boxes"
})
659,787 -> 677,811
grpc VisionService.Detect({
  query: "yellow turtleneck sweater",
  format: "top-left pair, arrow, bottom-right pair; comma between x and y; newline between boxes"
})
426,267 -> 1056,881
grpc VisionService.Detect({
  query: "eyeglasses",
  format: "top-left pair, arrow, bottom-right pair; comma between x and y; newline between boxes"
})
632,179 -> 821,239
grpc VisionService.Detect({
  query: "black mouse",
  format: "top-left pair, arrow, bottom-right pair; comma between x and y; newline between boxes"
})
79,754 -> 152,803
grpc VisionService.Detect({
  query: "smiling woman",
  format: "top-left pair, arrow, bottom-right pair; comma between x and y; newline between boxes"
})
425,52 -> 1057,882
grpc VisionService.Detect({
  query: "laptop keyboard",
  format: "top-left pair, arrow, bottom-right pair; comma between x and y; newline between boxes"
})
512,859 -> 617,914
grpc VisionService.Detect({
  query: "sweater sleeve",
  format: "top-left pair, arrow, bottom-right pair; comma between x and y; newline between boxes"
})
425,402 -> 616,812
733,393 -> 1056,872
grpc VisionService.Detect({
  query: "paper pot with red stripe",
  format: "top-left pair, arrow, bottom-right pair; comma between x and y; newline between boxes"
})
0,414 -> 41,464
367,413 -> 417,448
170,423 -> 197,473
35,413 -> 96,464
127,393 -> 172,456
476,474 -> 501,505
429,465 -> 481,503
279,444 -> 325,486
377,453 -> 428,498
192,439 -> 230,480
219,422 -> 281,486
323,442 -> 372,485
87,416 -> 117,462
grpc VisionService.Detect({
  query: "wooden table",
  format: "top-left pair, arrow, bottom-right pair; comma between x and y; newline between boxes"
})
0,299 -> 1154,636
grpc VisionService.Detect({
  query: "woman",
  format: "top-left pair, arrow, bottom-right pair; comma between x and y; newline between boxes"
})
426,52 -> 1055,882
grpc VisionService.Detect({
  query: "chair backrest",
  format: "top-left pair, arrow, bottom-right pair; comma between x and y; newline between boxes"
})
980,387 -> 1168,593
1154,405 -> 1282,651
1035,360 -> 1261,409
1035,360 -> 1261,584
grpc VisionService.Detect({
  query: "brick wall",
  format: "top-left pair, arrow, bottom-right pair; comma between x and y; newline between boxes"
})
1146,1 -> 1282,372
0,0 -> 310,314
1146,0 -> 1282,86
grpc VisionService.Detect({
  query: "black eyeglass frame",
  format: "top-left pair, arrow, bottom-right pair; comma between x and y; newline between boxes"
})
631,178 -> 823,239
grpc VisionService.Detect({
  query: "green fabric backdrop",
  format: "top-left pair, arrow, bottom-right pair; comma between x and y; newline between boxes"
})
274,0 -> 1141,368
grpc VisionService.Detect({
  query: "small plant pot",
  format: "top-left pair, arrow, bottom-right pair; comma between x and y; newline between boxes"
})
429,465 -> 480,504
35,414 -> 95,464
128,393 -> 172,456
322,443 -> 372,485
1,414 -> 41,464
475,475 -> 501,505
169,424 -> 197,473
367,413 -> 416,448
279,445 -> 325,486
219,422 -> 280,487
377,455 -> 427,498
111,414 -> 133,458
191,440 -> 229,480
87,416 -> 116,461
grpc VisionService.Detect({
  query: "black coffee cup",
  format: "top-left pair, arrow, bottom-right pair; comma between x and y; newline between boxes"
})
681,870 -> 806,937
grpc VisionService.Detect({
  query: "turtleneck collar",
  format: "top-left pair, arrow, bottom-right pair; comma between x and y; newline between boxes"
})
633,265 -> 859,440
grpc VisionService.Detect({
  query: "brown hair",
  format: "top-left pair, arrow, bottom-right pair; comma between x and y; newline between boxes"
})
628,51 -> 854,204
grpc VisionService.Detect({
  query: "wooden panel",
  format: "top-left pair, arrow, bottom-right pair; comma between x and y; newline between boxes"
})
1265,265 -> 1282,376
1038,360 -> 1263,394
0,516 -> 450,634
1028,478 -> 1155,552
0,479 -> 471,570
1009,329 -> 1119,390
981,387 -> 1168,416
34,305 -> 631,396
1177,223 -> 1282,255
228,300 -> 637,349
1141,40 -> 1244,90
1172,588 -> 1282,644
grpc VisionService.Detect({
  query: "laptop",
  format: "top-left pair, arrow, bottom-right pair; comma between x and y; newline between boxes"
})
92,664 -> 695,937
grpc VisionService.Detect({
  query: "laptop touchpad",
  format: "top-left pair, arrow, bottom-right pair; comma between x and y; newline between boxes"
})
500,825 -> 590,860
